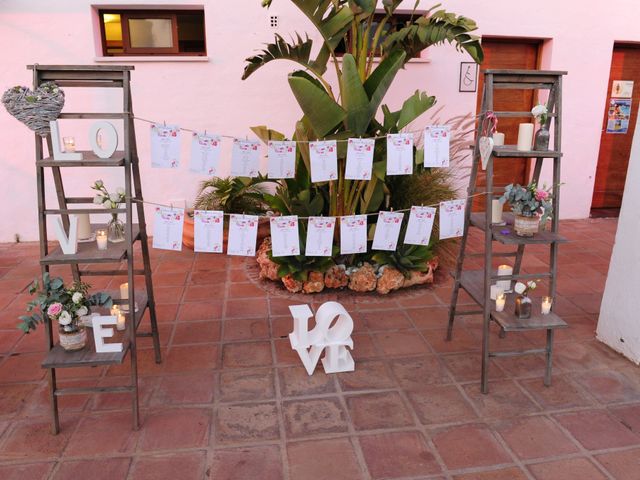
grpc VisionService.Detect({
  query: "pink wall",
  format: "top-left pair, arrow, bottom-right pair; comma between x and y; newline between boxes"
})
1,0 -> 639,242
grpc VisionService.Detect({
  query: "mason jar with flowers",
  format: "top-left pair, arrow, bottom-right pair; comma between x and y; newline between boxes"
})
531,103 -> 550,151
92,179 -> 126,243
500,182 -> 554,237
513,280 -> 538,319
19,273 -> 112,351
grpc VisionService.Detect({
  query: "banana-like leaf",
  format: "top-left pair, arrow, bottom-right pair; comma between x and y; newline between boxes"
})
288,73 -> 346,138
364,50 -> 406,121
382,104 -> 401,131
340,54 -> 370,135
348,0 -> 376,15
382,9 -> 483,64
397,90 -> 436,129
290,0 -> 354,51
250,125 -> 286,145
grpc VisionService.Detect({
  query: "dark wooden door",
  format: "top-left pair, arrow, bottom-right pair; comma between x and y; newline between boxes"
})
591,44 -> 640,216
474,38 -> 541,210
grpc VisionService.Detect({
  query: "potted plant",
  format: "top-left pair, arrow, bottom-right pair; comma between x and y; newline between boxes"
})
500,182 -> 553,237
183,175 -> 275,249
513,280 -> 537,319
19,273 -> 112,351
92,180 -> 126,243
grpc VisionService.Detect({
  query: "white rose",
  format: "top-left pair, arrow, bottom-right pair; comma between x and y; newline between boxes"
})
527,281 -> 537,290
72,291 -> 83,304
95,180 -> 104,188
109,193 -> 120,203
116,187 -> 125,196
76,306 -> 88,317
58,310 -> 72,326
531,104 -> 547,117
514,282 -> 526,295
93,195 -> 103,205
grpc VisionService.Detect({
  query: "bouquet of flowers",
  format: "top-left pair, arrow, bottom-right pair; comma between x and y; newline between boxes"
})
531,103 -> 548,125
92,179 -> 126,241
514,280 -> 537,297
19,273 -> 112,334
500,181 -> 554,226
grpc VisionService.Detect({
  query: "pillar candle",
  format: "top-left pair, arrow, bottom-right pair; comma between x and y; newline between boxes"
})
490,284 -> 504,300
516,123 -> 534,151
116,312 -> 126,331
120,283 -> 129,301
76,214 -> 91,240
541,296 -> 553,315
96,229 -> 108,250
492,132 -> 505,146
497,265 -> 513,292
495,293 -> 506,312
491,199 -> 503,224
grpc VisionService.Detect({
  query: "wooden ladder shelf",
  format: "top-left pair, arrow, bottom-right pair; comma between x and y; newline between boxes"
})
447,69 -> 568,394
30,64 -> 162,433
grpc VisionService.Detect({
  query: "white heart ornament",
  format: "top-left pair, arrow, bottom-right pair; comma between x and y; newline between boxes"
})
478,136 -> 494,170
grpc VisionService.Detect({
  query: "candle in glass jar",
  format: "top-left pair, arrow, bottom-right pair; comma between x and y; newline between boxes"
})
516,123 -> 534,151
62,137 -> 76,152
120,283 -> 129,301
497,265 -> 513,292
116,312 -> 126,331
492,132 -> 505,146
495,293 -> 506,312
541,296 -> 553,315
96,229 -> 108,250
491,199 -> 503,224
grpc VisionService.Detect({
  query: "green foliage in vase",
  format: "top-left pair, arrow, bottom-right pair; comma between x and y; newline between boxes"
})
500,182 -> 554,226
193,176 -> 275,213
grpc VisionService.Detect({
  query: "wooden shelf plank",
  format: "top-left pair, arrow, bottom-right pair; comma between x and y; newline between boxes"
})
457,270 -> 567,331
492,145 -> 562,158
38,151 -> 125,167
42,292 -> 148,369
41,224 -> 139,265
470,213 -> 568,245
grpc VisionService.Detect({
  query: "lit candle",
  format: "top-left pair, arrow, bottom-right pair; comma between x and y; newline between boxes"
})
491,199 -> 503,224
62,136 -> 76,152
516,123 -> 534,151
120,283 -> 129,301
76,213 -> 91,240
497,265 -> 513,292
110,305 -> 120,316
541,296 -> 553,315
116,312 -> 126,331
492,132 -> 505,146
495,293 -> 506,312
96,229 -> 108,250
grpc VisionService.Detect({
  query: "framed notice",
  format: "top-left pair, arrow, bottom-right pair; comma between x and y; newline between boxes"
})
459,62 -> 478,92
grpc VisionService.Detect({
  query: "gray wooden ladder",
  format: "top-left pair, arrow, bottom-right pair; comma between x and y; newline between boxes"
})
30,65 -> 161,433
447,69 -> 568,394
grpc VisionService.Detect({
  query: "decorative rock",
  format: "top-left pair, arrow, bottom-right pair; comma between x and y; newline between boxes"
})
324,265 -> 348,289
282,274 -> 303,293
347,263 -> 377,292
428,256 -> 439,272
376,266 -> 405,294
257,237 -> 280,281
302,271 -> 325,294
402,266 -> 434,288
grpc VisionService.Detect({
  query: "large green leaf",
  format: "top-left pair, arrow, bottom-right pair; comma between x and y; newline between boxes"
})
288,74 -> 346,138
396,90 -> 436,129
250,125 -> 286,145
340,54 -> 370,135
363,50 -> 406,121
289,0 -> 354,52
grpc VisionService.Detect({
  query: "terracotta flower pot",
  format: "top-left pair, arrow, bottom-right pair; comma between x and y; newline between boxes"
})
182,214 -> 270,251
513,215 -> 539,237
59,327 -> 87,351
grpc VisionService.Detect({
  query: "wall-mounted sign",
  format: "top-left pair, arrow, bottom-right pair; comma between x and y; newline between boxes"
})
606,98 -> 631,134
611,80 -> 634,98
459,62 -> 478,92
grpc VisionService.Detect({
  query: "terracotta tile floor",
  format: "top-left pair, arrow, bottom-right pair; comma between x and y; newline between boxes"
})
0,218 -> 639,479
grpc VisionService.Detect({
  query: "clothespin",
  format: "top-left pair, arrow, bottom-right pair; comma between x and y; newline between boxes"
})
163,120 -> 166,127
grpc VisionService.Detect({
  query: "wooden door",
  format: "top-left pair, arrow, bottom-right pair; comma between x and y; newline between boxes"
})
591,44 -> 640,216
474,38 -> 541,210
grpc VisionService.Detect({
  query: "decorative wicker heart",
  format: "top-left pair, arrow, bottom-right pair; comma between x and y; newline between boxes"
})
2,82 -> 65,137
478,135 -> 494,170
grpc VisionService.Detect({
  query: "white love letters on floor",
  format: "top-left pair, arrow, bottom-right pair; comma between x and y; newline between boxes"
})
288,301 -> 355,376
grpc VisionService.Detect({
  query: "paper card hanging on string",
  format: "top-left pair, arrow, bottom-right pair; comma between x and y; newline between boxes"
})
193,210 -> 224,253
372,211 -> 404,251
340,215 -> 367,254
227,214 -> 259,256
386,133 -> 414,175
404,206 -> 436,246
309,140 -> 338,182
150,124 -> 181,168
231,139 -> 260,177
305,216 -> 336,257
423,125 -> 450,168
270,215 -> 300,257
152,207 -> 184,251
268,141 -> 296,179
439,199 -> 465,239
345,138 -> 374,180
190,132 -> 222,175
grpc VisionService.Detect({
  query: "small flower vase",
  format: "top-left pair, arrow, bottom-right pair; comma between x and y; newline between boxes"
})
107,214 -> 125,243
515,295 -> 532,319
513,215 -> 540,237
59,327 -> 87,351
534,124 -> 550,151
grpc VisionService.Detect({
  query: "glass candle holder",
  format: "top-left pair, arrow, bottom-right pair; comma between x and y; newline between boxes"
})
541,296 -> 553,315
96,229 -> 108,250
62,136 -> 76,152
495,293 -> 506,312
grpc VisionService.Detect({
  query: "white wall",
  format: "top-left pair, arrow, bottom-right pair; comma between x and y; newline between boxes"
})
2,0 -> 640,241
597,108 -> 640,364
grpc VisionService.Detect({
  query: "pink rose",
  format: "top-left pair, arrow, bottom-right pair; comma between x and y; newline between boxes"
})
47,302 -> 63,317
535,189 -> 549,201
